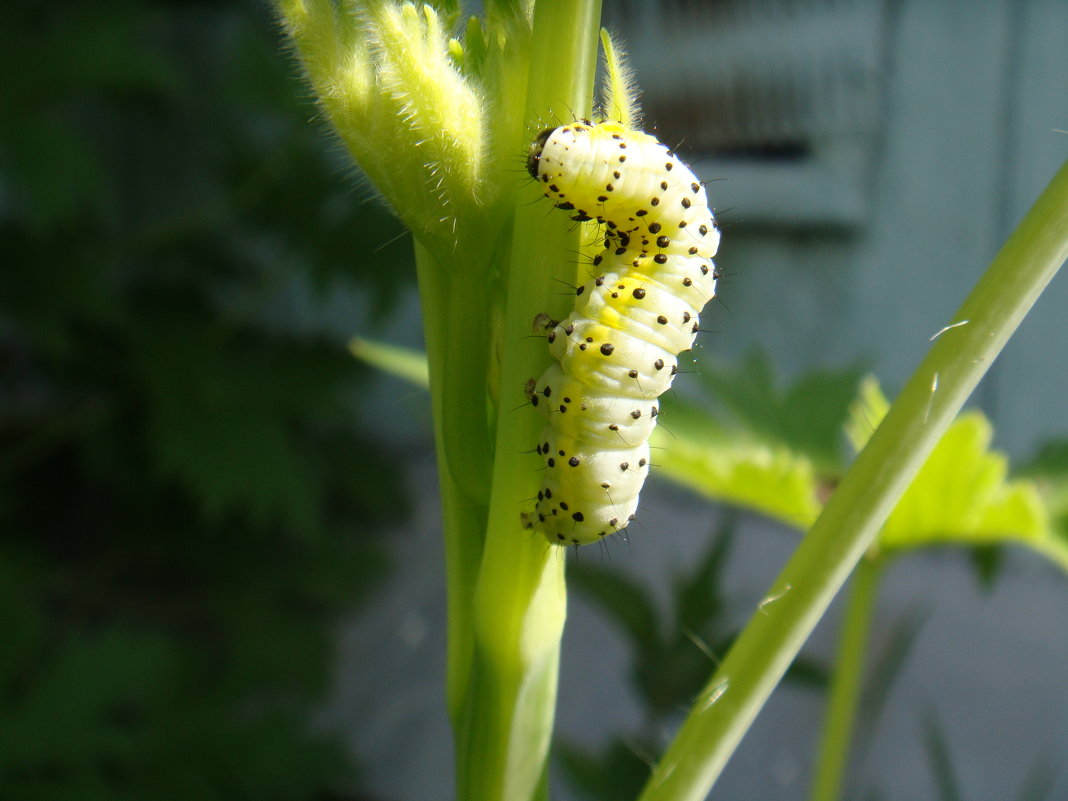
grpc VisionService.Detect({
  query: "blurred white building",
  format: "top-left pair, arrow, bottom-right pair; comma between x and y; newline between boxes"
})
609,0 -> 1068,458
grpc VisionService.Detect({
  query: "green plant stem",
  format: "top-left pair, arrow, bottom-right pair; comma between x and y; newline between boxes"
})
454,4 -> 602,800
414,243 -> 489,725
441,273 -> 495,505
638,159 -> 1068,801
808,555 -> 883,801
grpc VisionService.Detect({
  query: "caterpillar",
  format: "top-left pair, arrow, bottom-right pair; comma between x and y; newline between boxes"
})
522,120 -> 720,546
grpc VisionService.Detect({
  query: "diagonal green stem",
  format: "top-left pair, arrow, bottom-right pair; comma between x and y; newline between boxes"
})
638,159 -> 1068,801
808,555 -> 883,801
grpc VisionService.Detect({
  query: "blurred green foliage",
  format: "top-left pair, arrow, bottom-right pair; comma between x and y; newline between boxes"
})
1019,438 -> 1068,538
698,350 -> 865,477
560,518 -> 827,801
1,0 -> 414,798
649,352 -> 866,530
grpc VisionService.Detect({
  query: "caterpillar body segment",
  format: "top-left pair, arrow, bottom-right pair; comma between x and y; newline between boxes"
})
578,271 -> 703,355
523,120 -> 720,546
549,317 -> 678,401
528,364 -> 659,449
531,426 -> 650,542
528,121 -> 721,260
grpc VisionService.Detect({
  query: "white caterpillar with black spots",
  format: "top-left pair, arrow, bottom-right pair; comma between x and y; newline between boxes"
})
522,120 -> 720,546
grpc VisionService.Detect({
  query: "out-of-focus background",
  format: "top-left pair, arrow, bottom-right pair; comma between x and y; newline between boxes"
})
2,1 -> 1066,800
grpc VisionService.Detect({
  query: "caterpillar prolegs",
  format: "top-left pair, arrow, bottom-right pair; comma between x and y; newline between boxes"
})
522,120 -> 720,546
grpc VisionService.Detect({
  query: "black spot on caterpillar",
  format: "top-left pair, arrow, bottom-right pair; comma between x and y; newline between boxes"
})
521,121 -> 720,545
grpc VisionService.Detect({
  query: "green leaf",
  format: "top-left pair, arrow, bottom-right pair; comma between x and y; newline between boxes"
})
457,16 -> 488,76
673,525 -> 732,634
847,377 -> 1050,554
567,561 -> 660,653
2,116 -> 110,228
1016,440 -> 1068,527
639,530 -> 739,717
852,604 -> 930,768
349,337 -> 430,388
132,311 -> 369,536
699,350 -> 865,474
558,738 -> 653,801
922,709 -> 965,801
1018,436 -> 1068,476
1013,757 -> 1058,801
1019,437 -> 1068,553
652,395 -> 822,530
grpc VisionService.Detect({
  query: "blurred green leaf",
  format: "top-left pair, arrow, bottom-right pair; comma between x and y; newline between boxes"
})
1013,758 -> 1058,801
571,526 -> 738,713
1018,437 -> 1068,568
0,623 -> 353,801
1019,437 -> 1068,476
652,396 -> 822,530
567,562 -> 660,653
558,738 -> 653,801
349,336 -> 430,388
847,378 -> 1053,558
636,530 -> 741,717
0,551 -> 48,684
2,116 -> 111,227
673,524 -> 732,635
785,655 -> 830,688
922,709 -> 965,801
698,350 -> 865,474
847,604 -> 930,782
132,310 -> 369,535
562,524 -> 823,796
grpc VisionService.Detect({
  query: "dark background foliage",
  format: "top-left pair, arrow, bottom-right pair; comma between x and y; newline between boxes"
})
0,1 -> 414,798
6,2 -> 1067,800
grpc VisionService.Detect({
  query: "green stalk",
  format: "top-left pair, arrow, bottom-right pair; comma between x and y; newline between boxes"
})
808,555 -> 883,801
415,243 -> 489,724
441,273 -> 495,505
638,160 -> 1068,801
455,4 -> 602,800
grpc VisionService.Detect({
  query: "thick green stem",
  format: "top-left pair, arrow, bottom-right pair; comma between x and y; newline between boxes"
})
455,4 -> 602,800
808,556 -> 883,801
275,3 -> 603,797
441,274 -> 495,505
638,160 -> 1068,801
415,243 -> 489,724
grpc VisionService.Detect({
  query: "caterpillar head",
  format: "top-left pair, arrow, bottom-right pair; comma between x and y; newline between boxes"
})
526,126 -> 558,181
527,121 -> 677,227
